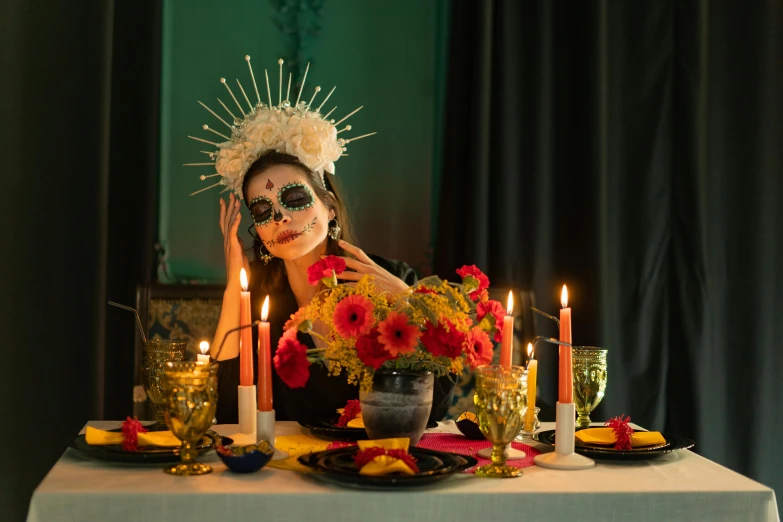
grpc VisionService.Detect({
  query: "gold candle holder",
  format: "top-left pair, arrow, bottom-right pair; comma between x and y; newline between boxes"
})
141,339 -> 187,430
162,361 -> 219,476
473,365 -> 527,478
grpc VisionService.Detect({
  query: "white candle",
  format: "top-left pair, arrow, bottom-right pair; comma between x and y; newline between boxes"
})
197,340 -> 210,363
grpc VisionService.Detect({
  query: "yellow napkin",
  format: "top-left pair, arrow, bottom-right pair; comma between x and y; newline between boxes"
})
137,431 -> 181,447
575,428 -> 666,448
85,426 -> 124,445
346,414 -> 365,429
85,426 -> 183,447
356,438 -> 416,476
266,434 -> 331,473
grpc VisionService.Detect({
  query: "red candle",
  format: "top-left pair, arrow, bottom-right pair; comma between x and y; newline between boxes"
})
239,268 -> 253,387
558,284 -> 573,403
258,295 -> 273,411
500,291 -> 514,368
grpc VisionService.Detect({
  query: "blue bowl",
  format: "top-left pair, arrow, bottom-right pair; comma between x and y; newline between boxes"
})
216,440 -> 274,473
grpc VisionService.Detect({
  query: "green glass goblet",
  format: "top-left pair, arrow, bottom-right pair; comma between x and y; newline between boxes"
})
572,347 -> 608,428
141,339 -> 187,430
162,361 -> 219,476
473,365 -> 527,478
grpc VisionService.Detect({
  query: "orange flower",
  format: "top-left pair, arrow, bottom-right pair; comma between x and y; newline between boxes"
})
377,311 -> 421,356
464,326 -> 493,369
333,294 -> 374,338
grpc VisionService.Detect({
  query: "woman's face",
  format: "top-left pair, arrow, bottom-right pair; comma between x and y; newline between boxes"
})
245,165 -> 333,261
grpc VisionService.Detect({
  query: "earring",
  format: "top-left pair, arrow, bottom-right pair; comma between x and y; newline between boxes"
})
259,245 -> 274,265
328,218 -> 341,240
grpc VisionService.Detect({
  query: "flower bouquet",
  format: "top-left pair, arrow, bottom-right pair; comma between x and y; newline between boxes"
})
273,257 -> 507,392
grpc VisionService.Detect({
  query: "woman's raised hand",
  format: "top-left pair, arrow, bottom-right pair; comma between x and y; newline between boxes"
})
219,193 -> 250,285
332,240 -> 409,296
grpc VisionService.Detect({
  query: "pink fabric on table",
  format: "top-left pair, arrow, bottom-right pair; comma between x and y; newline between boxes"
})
327,433 -> 541,474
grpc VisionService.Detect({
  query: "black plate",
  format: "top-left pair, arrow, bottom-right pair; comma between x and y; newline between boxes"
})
533,429 -> 695,461
298,420 -> 368,441
69,429 -> 229,464
298,446 -> 477,489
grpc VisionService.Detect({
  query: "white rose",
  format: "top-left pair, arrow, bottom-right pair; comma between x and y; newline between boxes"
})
245,121 -> 283,151
282,118 -> 341,172
216,141 -> 254,183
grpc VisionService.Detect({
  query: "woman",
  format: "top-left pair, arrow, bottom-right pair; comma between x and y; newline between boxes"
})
212,150 -> 417,423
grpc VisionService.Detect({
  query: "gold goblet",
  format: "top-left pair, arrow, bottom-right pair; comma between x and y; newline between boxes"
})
473,365 -> 527,478
572,347 -> 608,428
141,339 -> 187,430
162,361 -> 219,476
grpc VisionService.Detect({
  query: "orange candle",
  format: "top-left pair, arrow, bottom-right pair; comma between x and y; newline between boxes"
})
500,291 -> 514,368
558,284 -> 573,403
524,343 -> 538,432
258,296 -> 273,411
239,268 -> 254,387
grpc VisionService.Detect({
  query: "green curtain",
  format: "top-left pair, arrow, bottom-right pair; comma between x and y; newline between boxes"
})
435,0 -> 782,509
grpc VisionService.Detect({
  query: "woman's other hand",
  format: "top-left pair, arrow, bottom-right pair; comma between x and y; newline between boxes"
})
219,193 -> 250,286
332,240 -> 409,296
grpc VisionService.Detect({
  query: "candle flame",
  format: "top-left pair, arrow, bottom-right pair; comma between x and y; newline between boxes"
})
561,284 -> 568,308
240,268 -> 248,291
199,341 -> 209,355
527,342 -> 534,359
506,290 -> 514,315
261,295 -> 270,321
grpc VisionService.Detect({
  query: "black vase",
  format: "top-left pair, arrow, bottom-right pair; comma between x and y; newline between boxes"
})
360,369 -> 434,445
428,373 -> 457,427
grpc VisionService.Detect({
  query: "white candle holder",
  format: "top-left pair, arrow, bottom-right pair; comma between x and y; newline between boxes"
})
257,409 -> 288,460
533,402 -> 595,470
237,385 -> 257,434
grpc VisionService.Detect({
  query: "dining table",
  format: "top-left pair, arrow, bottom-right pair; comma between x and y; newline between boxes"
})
27,420 -> 779,522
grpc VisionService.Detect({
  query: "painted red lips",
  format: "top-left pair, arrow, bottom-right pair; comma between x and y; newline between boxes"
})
276,230 -> 302,244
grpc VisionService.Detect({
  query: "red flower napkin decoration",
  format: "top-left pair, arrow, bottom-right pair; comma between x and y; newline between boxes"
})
336,399 -> 362,428
354,447 -> 419,474
605,414 -> 634,450
120,416 -> 149,452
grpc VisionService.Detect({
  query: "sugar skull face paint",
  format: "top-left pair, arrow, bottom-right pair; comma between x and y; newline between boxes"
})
245,164 -> 332,260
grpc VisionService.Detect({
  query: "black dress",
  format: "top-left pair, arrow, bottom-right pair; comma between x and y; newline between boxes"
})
215,254 -> 417,423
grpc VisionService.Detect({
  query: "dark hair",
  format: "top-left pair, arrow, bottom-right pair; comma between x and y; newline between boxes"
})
241,151 -> 356,293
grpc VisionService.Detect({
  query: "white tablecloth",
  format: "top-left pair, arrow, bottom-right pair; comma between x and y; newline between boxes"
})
27,421 -> 779,522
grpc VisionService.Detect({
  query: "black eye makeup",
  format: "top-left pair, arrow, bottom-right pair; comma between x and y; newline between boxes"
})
277,182 -> 314,212
248,195 -> 274,226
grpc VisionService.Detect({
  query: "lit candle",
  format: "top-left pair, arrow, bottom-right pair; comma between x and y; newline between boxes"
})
500,291 -> 514,368
258,296 -> 273,411
197,341 -> 210,363
239,268 -> 254,387
559,284 -> 573,403
524,343 -> 538,432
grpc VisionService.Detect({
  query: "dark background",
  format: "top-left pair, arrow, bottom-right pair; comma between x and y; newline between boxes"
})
2,1 -> 781,520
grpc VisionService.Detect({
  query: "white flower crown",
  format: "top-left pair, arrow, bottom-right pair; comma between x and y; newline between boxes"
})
187,57 -> 375,199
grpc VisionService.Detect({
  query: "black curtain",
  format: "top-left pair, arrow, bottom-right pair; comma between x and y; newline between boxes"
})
0,1 -> 159,520
436,0 -> 782,507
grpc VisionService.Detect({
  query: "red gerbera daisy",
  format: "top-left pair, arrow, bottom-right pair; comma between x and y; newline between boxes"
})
307,255 -> 347,286
333,294 -> 375,338
377,311 -> 421,356
274,329 -> 311,388
356,328 -> 395,369
476,299 -> 506,343
421,319 -> 465,359
456,265 -> 490,301
464,326 -> 494,369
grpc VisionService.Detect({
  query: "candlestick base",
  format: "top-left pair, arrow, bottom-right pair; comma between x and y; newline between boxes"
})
533,402 -> 595,470
238,385 -> 257,435
477,443 -> 526,460
257,409 -> 288,461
